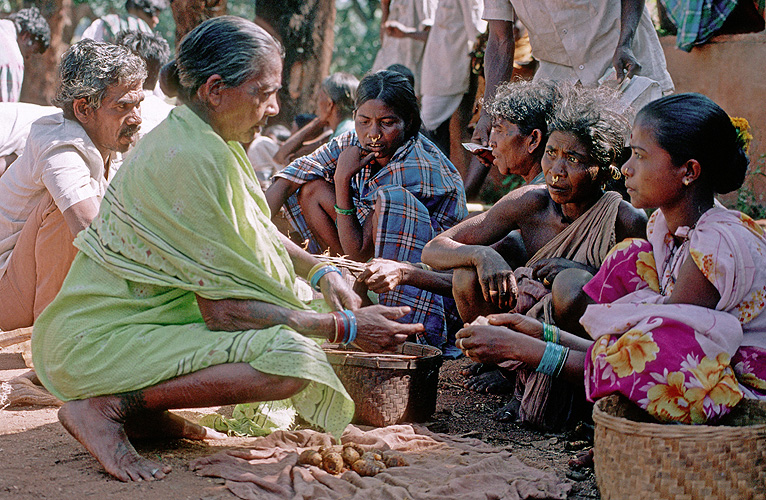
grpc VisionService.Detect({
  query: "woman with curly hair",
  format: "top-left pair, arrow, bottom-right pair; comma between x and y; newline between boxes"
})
455,93 -> 766,427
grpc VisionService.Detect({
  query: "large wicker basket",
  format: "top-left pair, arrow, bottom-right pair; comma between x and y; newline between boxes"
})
593,394 -> 766,499
324,342 -> 442,427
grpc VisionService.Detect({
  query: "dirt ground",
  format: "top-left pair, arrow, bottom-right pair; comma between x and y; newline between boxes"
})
0,344 -> 599,500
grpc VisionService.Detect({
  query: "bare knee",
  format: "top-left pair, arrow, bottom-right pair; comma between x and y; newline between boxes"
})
453,267 -> 484,323
297,179 -> 334,209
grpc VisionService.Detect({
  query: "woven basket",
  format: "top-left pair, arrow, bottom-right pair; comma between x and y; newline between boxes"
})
593,394 -> 766,499
324,342 -> 442,427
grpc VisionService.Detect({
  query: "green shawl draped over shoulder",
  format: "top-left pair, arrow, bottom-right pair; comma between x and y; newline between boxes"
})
33,106 -> 353,437
79,106 -> 309,308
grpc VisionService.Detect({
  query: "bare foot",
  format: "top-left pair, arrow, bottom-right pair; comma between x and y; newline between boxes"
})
493,398 -> 521,422
460,362 -> 492,377
58,398 -> 172,482
125,411 -> 227,441
464,369 -> 514,394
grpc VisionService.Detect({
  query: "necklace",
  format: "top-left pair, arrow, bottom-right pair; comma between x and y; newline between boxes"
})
658,230 -> 693,296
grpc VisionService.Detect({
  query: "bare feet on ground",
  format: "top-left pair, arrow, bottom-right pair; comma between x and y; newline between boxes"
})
462,366 -> 515,395
492,398 -> 521,422
59,398 -> 172,482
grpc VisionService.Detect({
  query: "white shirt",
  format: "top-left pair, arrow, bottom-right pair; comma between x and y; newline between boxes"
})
0,112 -> 110,277
137,94 -> 173,139
0,20 -> 24,102
420,0 -> 487,98
0,103 -> 59,161
372,0 -> 438,96
483,0 -> 674,92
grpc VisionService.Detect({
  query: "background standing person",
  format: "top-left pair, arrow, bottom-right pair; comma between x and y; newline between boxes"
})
387,0 -> 486,158
372,0 -> 437,97
32,16 -> 421,483
0,6 -> 50,102
472,0 -> 674,146
81,0 -> 167,42
0,39 -> 145,331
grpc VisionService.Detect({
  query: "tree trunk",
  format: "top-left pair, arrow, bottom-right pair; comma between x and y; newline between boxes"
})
256,0 -> 336,126
19,0 -> 72,105
170,0 -> 228,50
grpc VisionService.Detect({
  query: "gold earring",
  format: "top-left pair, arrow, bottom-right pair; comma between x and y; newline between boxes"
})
683,178 -> 691,186
610,165 -> 621,180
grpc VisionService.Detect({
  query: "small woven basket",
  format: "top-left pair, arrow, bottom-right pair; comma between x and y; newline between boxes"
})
593,394 -> 766,499
324,342 -> 442,427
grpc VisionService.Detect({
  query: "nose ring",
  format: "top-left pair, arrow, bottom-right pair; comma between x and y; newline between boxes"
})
551,175 -> 560,183
369,134 -> 381,142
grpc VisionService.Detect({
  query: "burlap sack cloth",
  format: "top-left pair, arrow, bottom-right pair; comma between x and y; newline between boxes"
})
191,424 -> 571,500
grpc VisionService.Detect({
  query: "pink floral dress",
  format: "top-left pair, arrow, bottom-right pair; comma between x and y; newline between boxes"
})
581,206 -> 766,424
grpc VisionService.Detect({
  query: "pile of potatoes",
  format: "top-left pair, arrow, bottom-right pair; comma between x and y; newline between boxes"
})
297,443 -> 409,476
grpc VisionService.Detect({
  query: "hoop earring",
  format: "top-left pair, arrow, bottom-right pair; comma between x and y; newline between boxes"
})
610,165 -> 621,180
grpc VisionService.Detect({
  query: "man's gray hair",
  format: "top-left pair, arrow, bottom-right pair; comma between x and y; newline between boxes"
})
53,39 -> 147,120
176,16 -> 282,101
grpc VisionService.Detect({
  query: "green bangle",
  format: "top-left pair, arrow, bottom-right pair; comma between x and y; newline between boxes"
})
334,204 -> 355,216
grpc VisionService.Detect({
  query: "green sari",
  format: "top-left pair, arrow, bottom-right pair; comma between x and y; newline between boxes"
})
32,106 -> 354,437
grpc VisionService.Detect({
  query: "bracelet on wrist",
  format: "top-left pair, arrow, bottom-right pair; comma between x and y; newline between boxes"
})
334,204 -> 355,216
536,341 -> 569,378
330,309 -> 357,345
542,322 -> 560,344
308,263 -> 342,292
414,262 -> 432,271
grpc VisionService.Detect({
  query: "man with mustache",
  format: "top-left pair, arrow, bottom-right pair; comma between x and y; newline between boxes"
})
0,39 -> 145,330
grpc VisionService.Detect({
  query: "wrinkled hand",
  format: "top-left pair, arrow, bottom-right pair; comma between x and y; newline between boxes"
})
485,313 -> 544,340
456,323 -> 519,364
456,314 -> 544,363
353,305 -> 424,352
530,258 -> 590,287
476,250 -> 518,310
471,113 -> 492,147
358,258 -> 409,293
336,145 -> 376,184
320,271 -> 362,311
612,46 -> 641,82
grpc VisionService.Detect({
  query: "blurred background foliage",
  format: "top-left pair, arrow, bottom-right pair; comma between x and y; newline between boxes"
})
1,0 -> 383,79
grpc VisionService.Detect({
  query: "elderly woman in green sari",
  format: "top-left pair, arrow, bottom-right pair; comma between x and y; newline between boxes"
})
31,16 -> 422,483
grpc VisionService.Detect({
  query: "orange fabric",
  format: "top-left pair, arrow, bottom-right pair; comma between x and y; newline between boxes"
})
0,192 -> 77,330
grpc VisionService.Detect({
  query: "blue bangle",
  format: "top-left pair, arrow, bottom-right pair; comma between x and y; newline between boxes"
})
537,342 -> 566,377
342,309 -> 357,345
309,264 -> 342,292
553,346 -> 570,378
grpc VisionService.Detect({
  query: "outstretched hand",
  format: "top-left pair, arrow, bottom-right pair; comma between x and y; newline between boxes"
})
320,270 -> 362,311
354,305 -> 424,352
358,258 -> 408,293
456,313 -> 543,364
